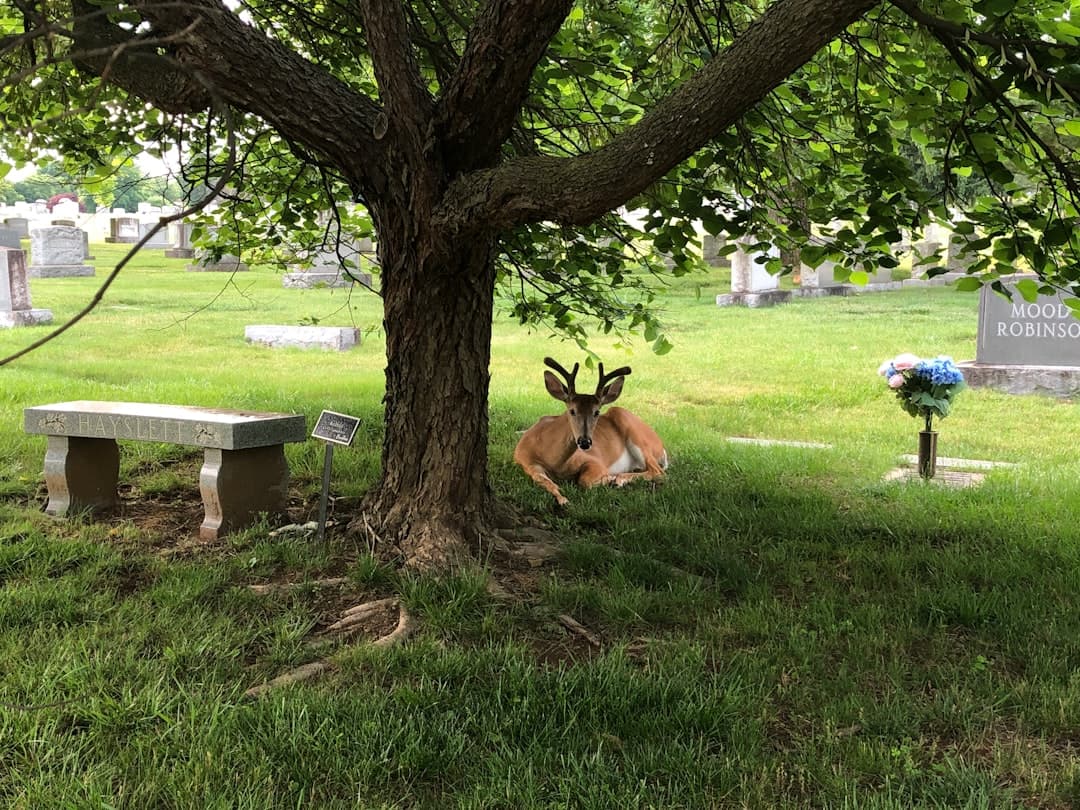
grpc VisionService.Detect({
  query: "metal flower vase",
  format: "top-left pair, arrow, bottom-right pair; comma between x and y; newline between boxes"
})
917,430 -> 938,479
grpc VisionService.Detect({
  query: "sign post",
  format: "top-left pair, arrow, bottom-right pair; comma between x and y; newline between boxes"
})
311,409 -> 361,542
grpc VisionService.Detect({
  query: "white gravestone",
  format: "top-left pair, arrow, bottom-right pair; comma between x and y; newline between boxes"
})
4,217 -> 30,238
798,260 -> 852,298
282,238 -> 374,289
27,227 -> 95,277
245,325 -> 360,351
52,199 -> 80,219
701,234 -> 731,269
716,239 -> 791,308
0,247 -> 53,327
138,222 -> 170,249
106,216 -> 140,243
165,222 -> 195,259
187,226 -> 248,272
187,249 -> 248,273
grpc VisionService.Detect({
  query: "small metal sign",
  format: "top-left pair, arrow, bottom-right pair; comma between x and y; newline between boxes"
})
312,409 -> 361,542
312,409 -> 361,446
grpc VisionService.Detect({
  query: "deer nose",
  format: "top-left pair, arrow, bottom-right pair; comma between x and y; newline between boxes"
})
577,437 -> 592,450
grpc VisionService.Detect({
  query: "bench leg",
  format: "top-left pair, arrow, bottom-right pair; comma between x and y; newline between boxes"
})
43,435 -> 120,516
199,445 -> 290,540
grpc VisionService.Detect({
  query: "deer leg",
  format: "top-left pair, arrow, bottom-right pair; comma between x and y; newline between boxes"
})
577,462 -> 616,490
524,464 -> 569,506
610,456 -> 667,487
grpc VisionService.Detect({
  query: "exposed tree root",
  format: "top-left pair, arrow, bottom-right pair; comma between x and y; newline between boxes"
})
372,603 -> 413,648
318,597 -> 400,637
245,602 -> 414,698
491,529 -> 560,569
605,546 -> 712,587
485,578 -> 513,601
243,661 -> 333,699
557,614 -> 602,648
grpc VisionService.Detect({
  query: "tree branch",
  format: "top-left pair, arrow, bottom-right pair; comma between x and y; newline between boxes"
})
68,0 -> 391,196
357,0 -> 435,161
434,0 -> 879,232
68,0 -> 211,113
437,0 -> 575,172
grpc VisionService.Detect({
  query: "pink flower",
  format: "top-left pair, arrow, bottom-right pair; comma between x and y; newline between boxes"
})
888,373 -> 905,389
892,353 -> 920,371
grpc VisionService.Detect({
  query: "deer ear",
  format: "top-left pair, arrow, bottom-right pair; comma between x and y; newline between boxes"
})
599,375 -> 625,404
544,371 -> 570,401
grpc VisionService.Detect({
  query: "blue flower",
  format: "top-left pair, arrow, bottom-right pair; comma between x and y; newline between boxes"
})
915,356 -> 964,386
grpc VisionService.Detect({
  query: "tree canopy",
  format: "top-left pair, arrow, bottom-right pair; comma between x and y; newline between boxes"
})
2,0 -> 1078,567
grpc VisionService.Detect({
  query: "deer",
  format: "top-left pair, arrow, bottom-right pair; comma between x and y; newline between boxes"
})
514,357 -> 669,506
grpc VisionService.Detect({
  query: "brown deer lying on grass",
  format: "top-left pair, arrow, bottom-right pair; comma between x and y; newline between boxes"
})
514,357 -> 669,506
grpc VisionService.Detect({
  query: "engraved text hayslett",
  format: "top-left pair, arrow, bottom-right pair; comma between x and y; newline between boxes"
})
72,413 -> 219,444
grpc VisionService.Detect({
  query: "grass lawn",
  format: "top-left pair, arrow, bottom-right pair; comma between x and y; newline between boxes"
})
2,243 -> 1080,807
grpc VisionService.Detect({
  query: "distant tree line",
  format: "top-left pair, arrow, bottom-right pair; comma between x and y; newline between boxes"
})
0,159 -> 182,211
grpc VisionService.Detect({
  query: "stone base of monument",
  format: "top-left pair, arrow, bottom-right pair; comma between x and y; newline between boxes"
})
792,285 -> 856,299
164,248 -> 195,259
187,259 -> 249,272
27,264 -> 95,278
245,325 -> 360,351
282,271 -> 372,289
0,308 -> 53,328
958,361 -> 1080,398
104,236 -> 139,244
861,281 -> 905,292
716,290 -> 793,308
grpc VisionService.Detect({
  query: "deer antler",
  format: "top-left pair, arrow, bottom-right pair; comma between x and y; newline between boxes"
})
544,357 -> 580,395
596,362 -> 631,395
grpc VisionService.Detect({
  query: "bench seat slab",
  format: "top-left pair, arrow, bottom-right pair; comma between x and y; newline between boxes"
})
24,401 -> 307,450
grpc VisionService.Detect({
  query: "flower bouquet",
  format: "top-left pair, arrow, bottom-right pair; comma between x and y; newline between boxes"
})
877,354 -> 966,477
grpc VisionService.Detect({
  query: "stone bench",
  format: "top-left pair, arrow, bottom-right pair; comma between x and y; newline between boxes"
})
24,401 -> 307,540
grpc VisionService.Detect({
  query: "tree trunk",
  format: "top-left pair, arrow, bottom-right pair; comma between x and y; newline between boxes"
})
360,222 -> 497,570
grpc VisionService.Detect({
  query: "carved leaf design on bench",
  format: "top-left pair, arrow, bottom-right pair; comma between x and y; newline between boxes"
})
38,414 -> 67,433
192,423 -> 220,445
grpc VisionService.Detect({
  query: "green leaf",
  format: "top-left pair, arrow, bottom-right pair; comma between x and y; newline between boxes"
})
947,80 -> 969,101
849,270 -> 869,286
1061,120 -> 1080,137
1015,278 -> 1040,302
955,277 -> 982,291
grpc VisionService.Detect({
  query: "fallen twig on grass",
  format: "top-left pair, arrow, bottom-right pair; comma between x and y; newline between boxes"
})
557,614 -> 602,647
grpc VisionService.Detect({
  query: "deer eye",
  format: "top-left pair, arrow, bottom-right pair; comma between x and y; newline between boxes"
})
569,408 -> 576,415
593,410 -> 600,417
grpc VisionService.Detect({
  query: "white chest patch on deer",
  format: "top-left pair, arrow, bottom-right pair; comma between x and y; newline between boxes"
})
608,441 -> 645,474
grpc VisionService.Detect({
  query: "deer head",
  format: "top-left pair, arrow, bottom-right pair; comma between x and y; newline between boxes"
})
543,357 -> 631,450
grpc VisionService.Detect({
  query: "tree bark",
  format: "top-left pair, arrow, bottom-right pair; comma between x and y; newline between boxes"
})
360,213 -> 497,569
